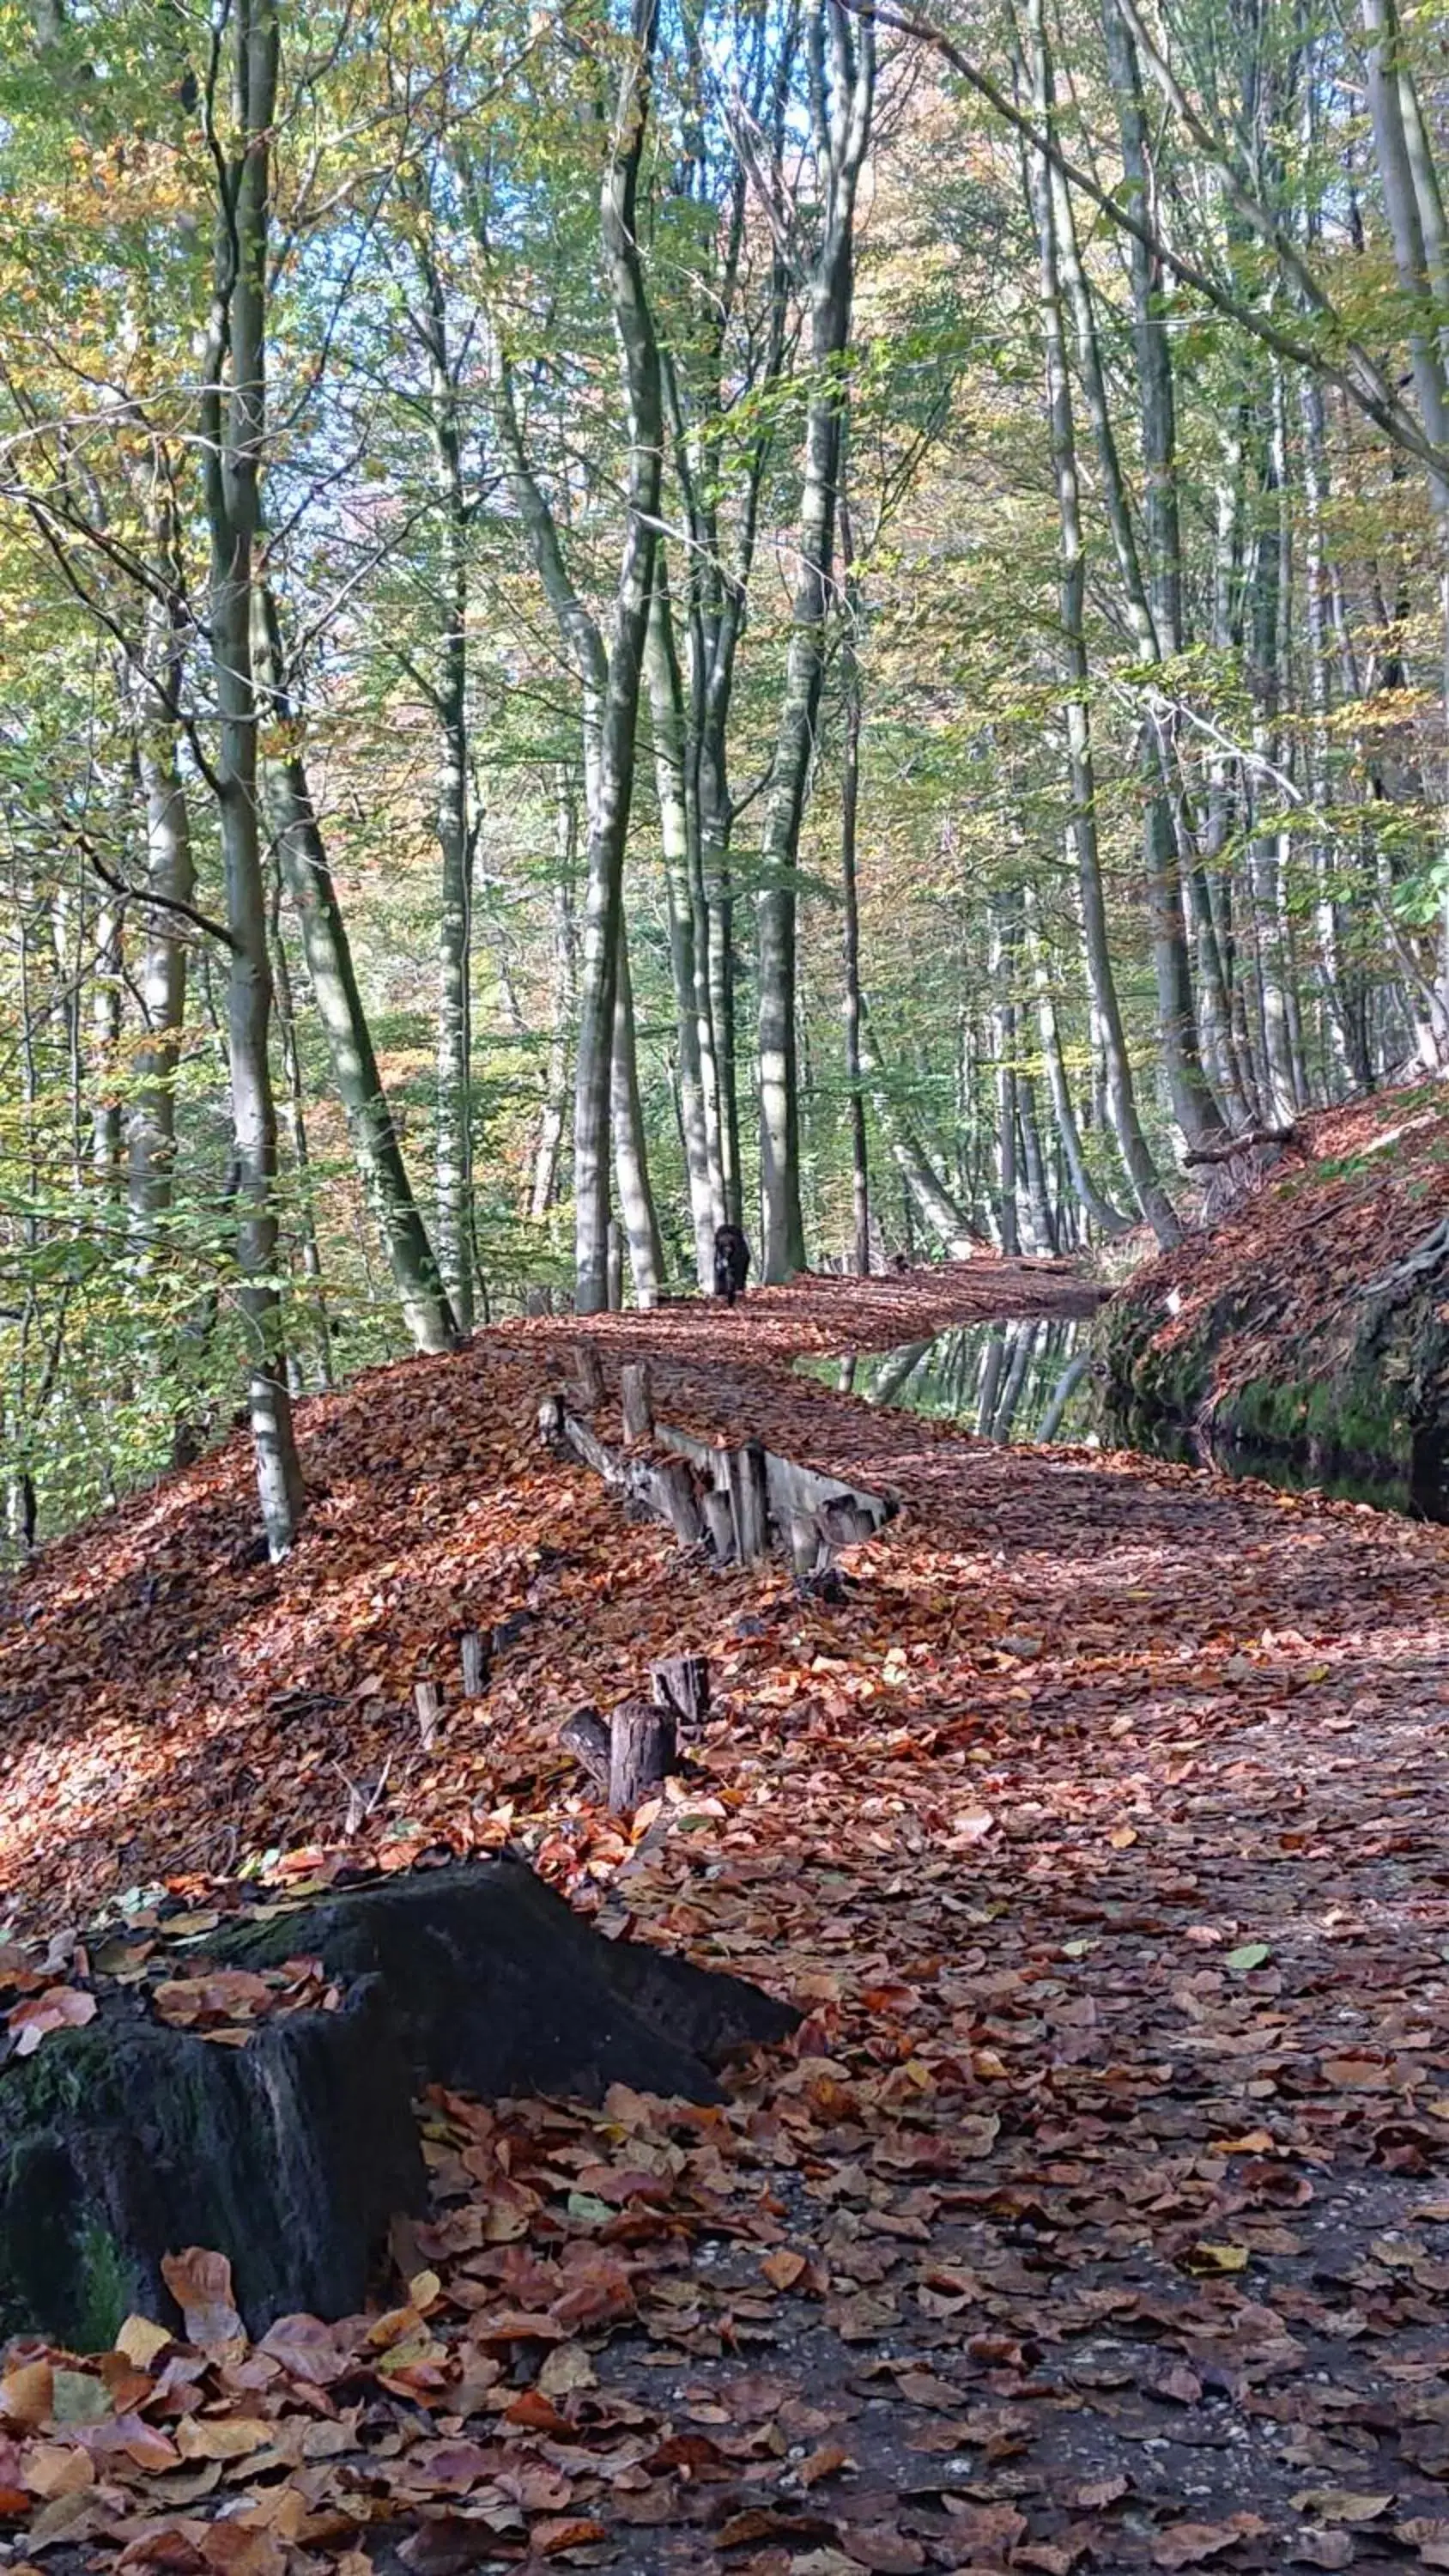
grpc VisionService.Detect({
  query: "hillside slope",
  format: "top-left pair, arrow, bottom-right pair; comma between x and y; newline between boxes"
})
1097,1082 -> 1449,1510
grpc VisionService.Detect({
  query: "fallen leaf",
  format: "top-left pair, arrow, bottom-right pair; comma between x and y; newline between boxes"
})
1151,2518 -> 1267,2569
1289,2491 -> 1393,2524
114,2318 -> 172,2371
0,2365 -> 53,2430
159,2251 -> 244,2355
761,2249 -> 809,2291
529,2518 -> 607,2557
8,1986 -> 97,2055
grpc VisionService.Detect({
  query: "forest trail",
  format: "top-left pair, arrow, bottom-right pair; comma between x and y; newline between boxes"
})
3,1263 -> 1449,2569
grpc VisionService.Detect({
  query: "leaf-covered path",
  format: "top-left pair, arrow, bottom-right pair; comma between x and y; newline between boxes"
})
3,1262 -> 1449,2573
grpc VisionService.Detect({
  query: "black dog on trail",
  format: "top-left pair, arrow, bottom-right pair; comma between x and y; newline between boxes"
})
713,1224 -> 750,1306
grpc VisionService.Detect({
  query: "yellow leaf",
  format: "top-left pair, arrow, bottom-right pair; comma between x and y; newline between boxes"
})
175,2415 -> 273,2461
113,2316 -> 172,2369
538,2343 -> 597,2399
1186,2241 -> 1249,2273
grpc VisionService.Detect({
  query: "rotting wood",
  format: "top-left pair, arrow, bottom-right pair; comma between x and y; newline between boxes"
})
415,1680 -> 442,1750
651,1653 -> 710,1727
702,1489 -> 736,1562
459,1629 -> 490,1698
545,1394 -> 894,1574
1182,1124 -> 1298,1167
572,1340 -> 605,1411
561,1704 -> 611,1795
620,1359 -> 654,1443
724,1441 -> 770,1564
650,1455 -> 703,1544
789,1508 -> 823,1580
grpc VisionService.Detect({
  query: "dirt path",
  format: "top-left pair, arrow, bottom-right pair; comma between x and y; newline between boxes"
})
3,1263 -> 1449,2573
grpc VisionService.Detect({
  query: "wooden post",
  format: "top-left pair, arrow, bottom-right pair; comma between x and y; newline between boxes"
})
651,1655 -> 710,1728
608,1699 -> 676,1813
459,1630 -> 490,1698
620,1360 -> 654,1444
650,1457 -> 702,1545
572,1342 -> 605,1412
702,1491 -> 736,1563
788,1510 -> 822,1582
415,1681 -> 442,1752
724,1442 -> 770,1564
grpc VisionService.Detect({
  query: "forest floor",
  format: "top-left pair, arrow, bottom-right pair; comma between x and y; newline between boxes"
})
4,1258 -> 1449,2575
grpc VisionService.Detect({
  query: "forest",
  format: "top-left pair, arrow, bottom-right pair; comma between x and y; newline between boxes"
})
3,0 -> 1449,1554
8,4 -> 1449,2557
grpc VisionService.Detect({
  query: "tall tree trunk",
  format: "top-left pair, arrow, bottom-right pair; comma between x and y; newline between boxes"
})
646,569 -> 717,1283
571,0 -> 665,1311
756,0 -> 874,1281
609,925 -> 664,1305
838,483 -> 870,1276
415,240 -> 476,1333
268,866 -> 331,1388
256,592 -> 458,1355
200,0 -> 303,1558
1028,0 -> 1180,1249
990,899 -> 1020,1255
530,767 -> 578,1220
90,895 -> 122,1192
127,722 -> 195,1236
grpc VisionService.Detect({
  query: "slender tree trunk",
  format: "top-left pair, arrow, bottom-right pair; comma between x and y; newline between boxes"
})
90,896 -> 122,1192
530,767 -> 578,1220
1246,402 -> 1300,1124
572,0 -> 665,1310
255,592 -> 458,1353
990,899 -> 1020,1255
757,0 -> 874,1280
838,484 -> 870,1276
127,723 -> 195,1235
268,867 -> 331,1388
1029,0 -> 1180,1249
415,243 -> 476,1333
610,925 -> 664,1305
200,0 -> 303,1557
646,570 -> 717,1282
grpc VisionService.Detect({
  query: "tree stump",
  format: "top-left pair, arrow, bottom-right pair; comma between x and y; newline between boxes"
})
608,1698 -> 676,1812
0,1861 -> 797,2348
